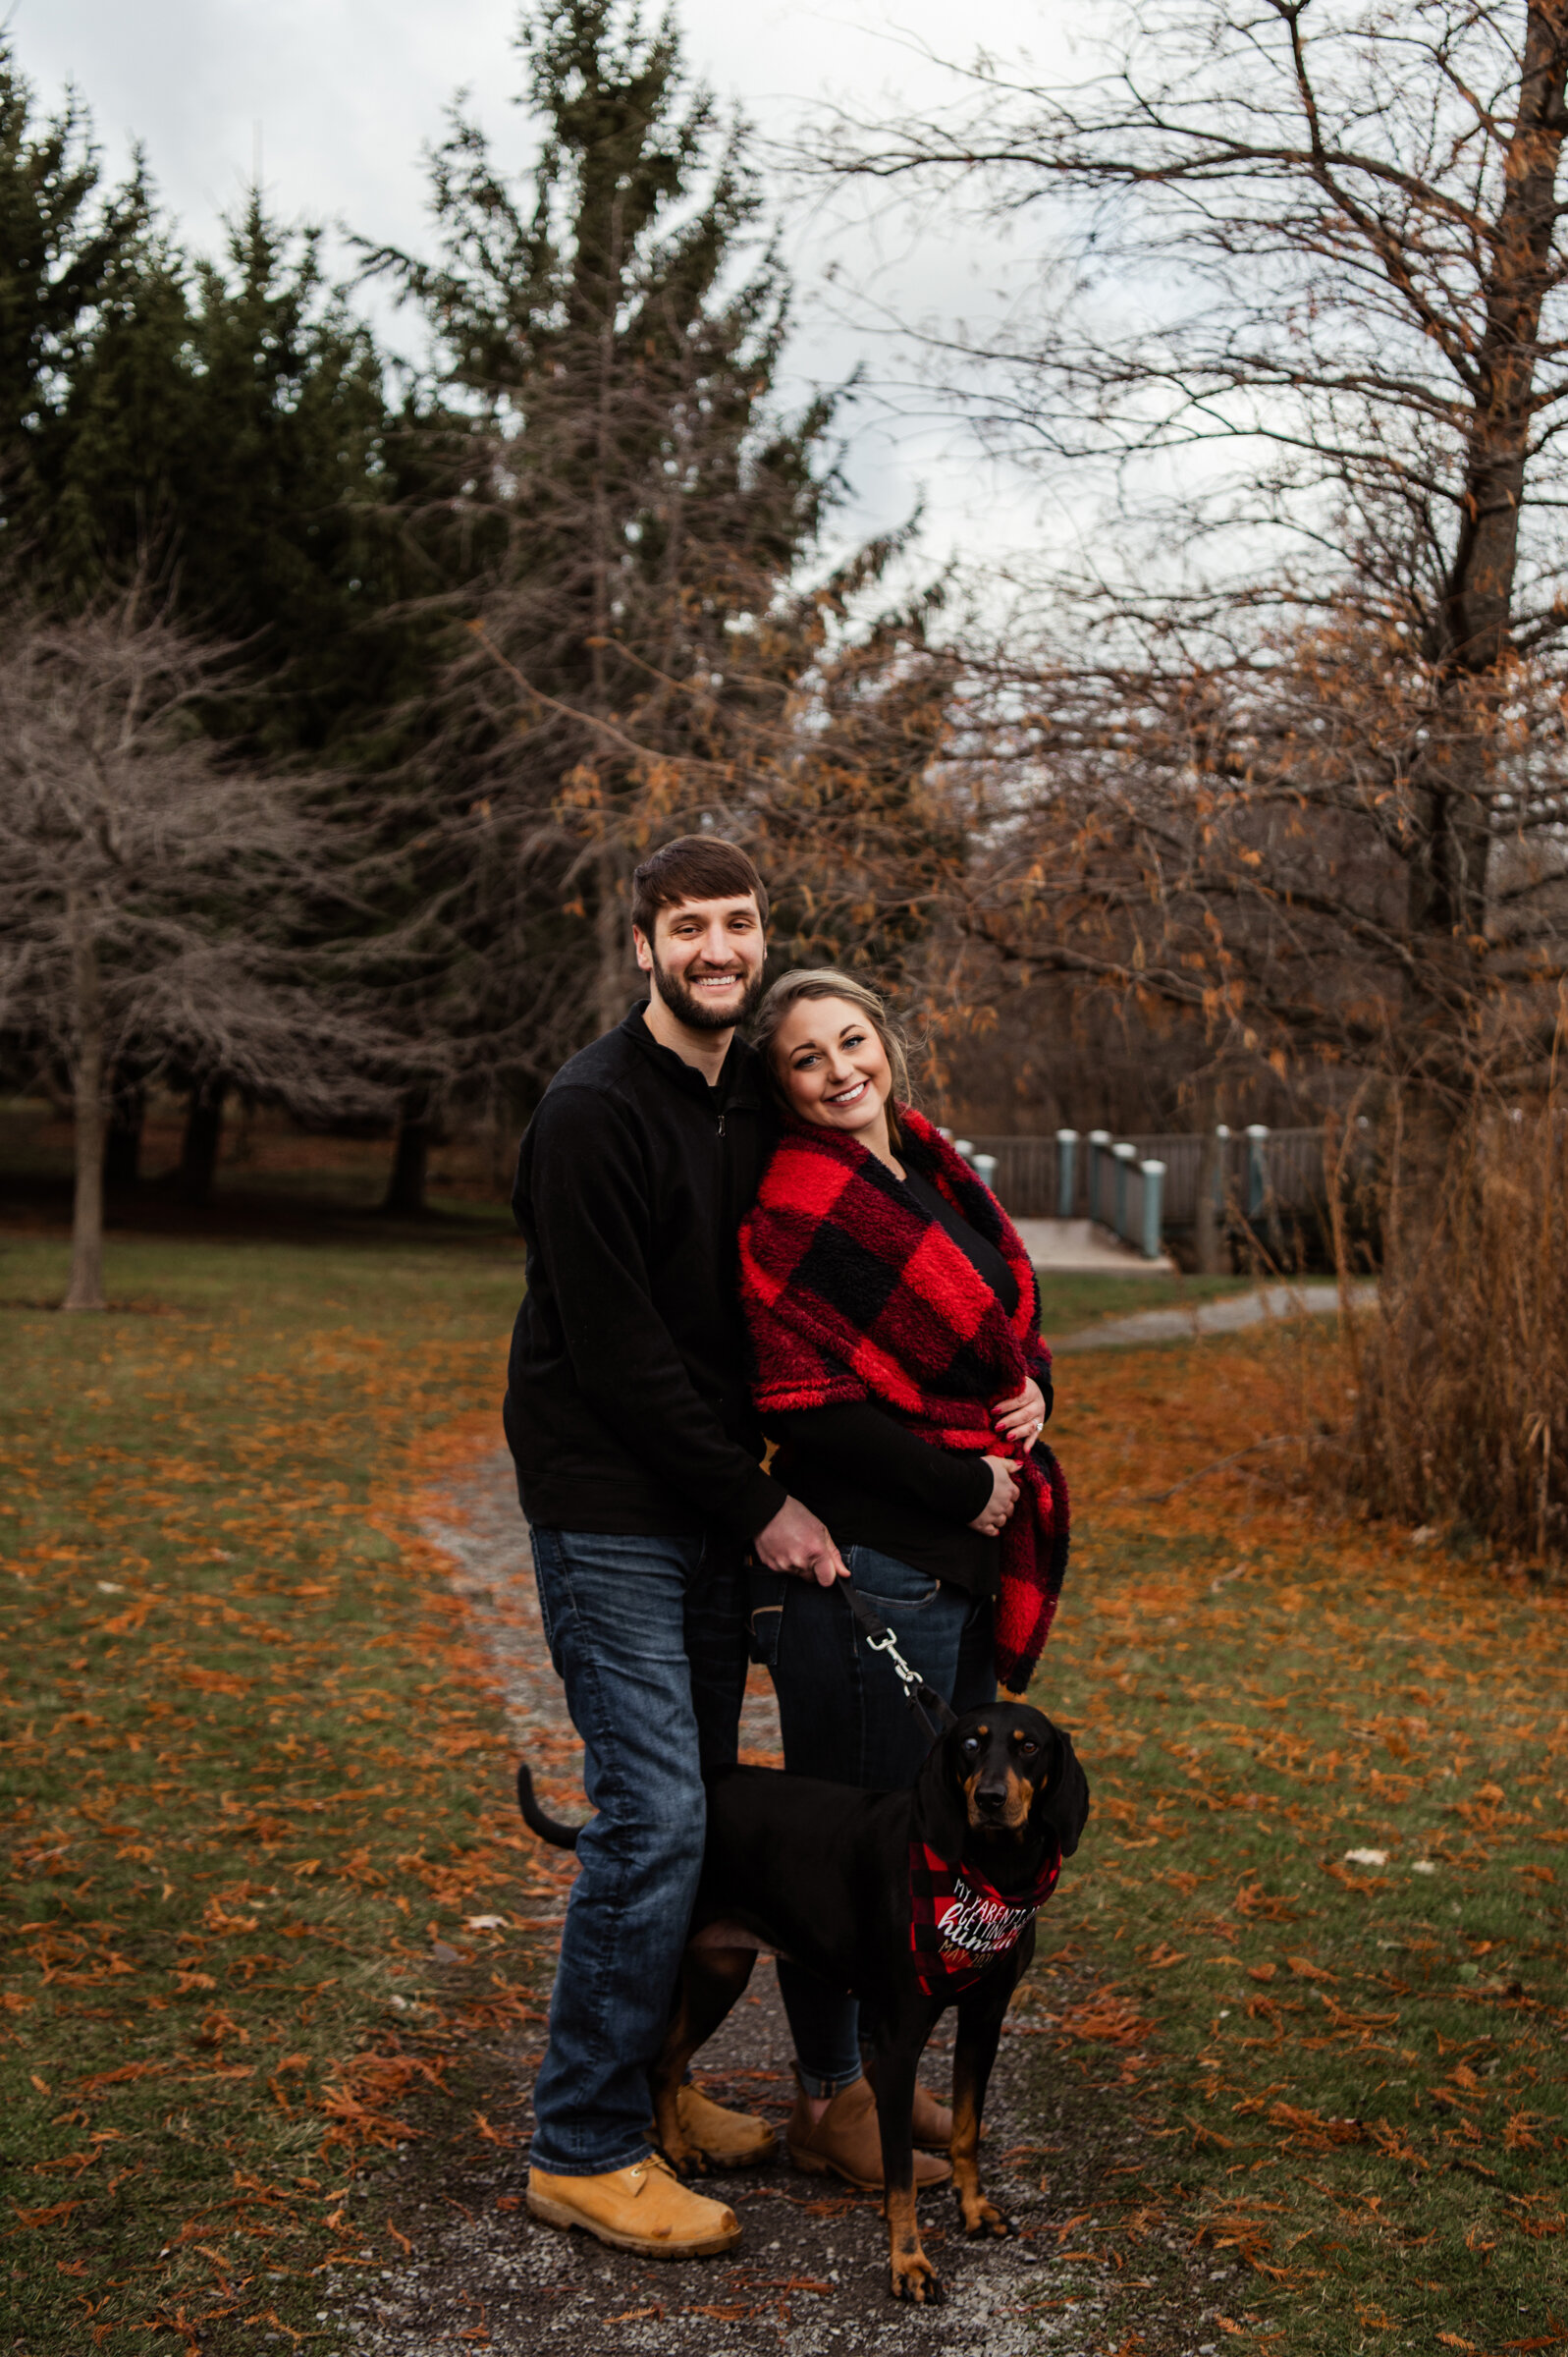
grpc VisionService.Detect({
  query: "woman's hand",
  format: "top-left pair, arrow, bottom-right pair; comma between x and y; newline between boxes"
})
992,1376 -> 1047,1450
969,1454 -> 1020,1536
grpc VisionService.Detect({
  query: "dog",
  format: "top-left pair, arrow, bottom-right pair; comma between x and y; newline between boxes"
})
517,1701 -> 1089,2304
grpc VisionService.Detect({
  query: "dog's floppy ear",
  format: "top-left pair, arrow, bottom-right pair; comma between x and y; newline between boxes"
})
1036,1723 -> 1090,1857
910,1725 -> 970,1864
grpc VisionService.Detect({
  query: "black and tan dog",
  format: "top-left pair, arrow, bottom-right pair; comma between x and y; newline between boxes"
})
517,1702 -> 1089,2304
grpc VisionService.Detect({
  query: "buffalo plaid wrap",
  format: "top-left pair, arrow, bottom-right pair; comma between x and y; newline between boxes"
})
738,1105 -> 1069,1692
907,1838 -> 1061,1996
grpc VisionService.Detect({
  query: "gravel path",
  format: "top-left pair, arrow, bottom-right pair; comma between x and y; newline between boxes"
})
317,1452 -> 1227,2356
1053,1279 -> 1377,1352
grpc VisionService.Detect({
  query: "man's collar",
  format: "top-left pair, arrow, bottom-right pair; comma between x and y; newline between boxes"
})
621,1001 -> 762,1109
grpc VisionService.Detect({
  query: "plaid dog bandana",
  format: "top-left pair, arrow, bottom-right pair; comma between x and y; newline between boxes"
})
739,1104 -> 1070,1692
908,1838 -> 1061,1996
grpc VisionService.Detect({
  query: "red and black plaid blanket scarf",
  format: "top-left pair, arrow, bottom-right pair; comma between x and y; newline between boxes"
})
737,1105 -> 1069,1692
908,1837 -> 1060,1995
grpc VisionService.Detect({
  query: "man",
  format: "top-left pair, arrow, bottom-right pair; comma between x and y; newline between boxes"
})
505,834 -> 846,2259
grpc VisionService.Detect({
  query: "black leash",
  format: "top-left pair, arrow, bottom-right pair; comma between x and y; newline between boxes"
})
843,1583 -> 960,1747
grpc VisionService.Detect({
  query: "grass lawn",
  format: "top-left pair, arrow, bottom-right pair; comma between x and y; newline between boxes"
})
1030,1328 -> 1568,2352
0,1231 -> 533,2355
2,1227 -> 1563,2356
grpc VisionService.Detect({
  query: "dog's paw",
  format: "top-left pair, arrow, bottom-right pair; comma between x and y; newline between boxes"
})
655,2138 -> 708,2179
959,2196 -> 1012,2239
890,2257 -> 946,2305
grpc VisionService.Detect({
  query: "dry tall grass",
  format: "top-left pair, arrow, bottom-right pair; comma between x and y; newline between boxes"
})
1333,1099 -> 1568,1564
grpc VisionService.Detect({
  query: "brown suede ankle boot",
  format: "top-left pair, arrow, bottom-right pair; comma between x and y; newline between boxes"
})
784,2073 -> 951,2191
909,2080 -> 953,2150
865,2055 -> 953,2150
656,2084 -> 778,2169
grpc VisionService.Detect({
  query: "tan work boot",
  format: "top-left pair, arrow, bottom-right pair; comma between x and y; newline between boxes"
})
670,2083 -> 778,2168
785,2073 -> 952,2191
526,2152 -> 741,2257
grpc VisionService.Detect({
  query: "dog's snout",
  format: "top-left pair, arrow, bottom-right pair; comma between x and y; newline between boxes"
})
975,1782 -> 1009,1816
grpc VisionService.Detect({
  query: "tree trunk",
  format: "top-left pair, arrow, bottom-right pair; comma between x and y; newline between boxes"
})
596,848 -> 633,1036
583,168 -> 629,1047
488,1096 -> 518,1198
104,1072 -> 145,1191
1389,3 -> 1568,1236
383,1087 -> 433,1217
1413,1 -> 1568,962
180,1076 -> 228,1208
1193,1124 -> 1222,1276
1379,1078 -> 1465,1292
63,892 -> 107,1313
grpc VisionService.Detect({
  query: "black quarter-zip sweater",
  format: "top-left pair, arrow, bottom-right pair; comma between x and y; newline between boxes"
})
503,1003 -> 787,1540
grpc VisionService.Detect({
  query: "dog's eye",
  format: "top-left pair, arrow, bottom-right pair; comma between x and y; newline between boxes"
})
960,1736 -> 981,1755
1016,1740 -> 1039,1757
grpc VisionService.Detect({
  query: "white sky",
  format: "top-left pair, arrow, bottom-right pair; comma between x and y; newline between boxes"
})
12,0 -> 1088,583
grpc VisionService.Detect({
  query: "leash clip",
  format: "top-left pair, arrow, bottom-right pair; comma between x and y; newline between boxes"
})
851,1591 -> 960,1738
867,1628 -> 924,1694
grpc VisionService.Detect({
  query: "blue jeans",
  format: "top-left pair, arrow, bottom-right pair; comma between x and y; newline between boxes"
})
751,1546 -> 996,2092
527,1527 -> 748,2175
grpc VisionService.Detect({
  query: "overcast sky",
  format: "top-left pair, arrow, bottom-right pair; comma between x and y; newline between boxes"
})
12,0 -> 1083,581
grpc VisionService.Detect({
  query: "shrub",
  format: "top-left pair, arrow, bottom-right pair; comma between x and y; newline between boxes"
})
1334,1097 -> 1568,1564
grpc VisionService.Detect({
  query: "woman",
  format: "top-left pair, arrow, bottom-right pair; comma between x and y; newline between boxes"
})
738,968 -> 1069,2189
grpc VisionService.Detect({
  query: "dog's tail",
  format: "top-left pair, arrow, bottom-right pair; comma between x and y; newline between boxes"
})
516,1761 -> 582,1852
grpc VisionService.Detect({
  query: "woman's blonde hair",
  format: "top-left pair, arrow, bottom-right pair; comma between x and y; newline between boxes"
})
750,968 -> 913,1134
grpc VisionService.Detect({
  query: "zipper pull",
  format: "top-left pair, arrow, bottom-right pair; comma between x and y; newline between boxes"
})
717,1112 -> 726,1136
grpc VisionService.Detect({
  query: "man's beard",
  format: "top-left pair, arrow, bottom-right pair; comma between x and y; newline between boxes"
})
651,954 -> 765,1033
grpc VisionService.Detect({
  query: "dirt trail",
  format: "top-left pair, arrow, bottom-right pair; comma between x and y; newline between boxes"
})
320,1452 -> 1222,2356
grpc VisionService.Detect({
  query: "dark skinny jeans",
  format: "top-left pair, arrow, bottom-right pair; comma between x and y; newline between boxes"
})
751,1545 -> 996,2093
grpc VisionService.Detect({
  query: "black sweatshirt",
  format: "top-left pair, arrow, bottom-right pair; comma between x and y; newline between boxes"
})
767,1167 -> 1046,1595
504,1005 -> 787,1540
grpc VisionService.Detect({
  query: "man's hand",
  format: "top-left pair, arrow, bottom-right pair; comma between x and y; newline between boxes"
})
754,1495 -> 847,1587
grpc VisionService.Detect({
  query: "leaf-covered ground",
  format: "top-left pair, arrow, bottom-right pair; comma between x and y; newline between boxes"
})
2,1232 -> 1564,2356
1033,1326 -> 1568,2354
0,1233 -> 538,2354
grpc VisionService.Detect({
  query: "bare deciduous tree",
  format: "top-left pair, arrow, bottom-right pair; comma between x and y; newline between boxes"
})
816,0 -> 1568,1114
0,597 -> 398,1308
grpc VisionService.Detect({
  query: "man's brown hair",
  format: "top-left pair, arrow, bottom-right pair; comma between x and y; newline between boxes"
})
629,835 -> 769,938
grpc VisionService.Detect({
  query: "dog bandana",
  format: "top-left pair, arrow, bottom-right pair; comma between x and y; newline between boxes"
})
908,1840 -> 1061,1996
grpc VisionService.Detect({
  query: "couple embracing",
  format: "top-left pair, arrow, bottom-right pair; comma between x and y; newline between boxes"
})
503,834 -> 1068,2260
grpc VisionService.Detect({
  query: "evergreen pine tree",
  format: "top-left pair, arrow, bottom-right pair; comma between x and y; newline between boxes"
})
0,40 -> 149,563
366,0 -> 841,1078
48,191 -> 426,761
